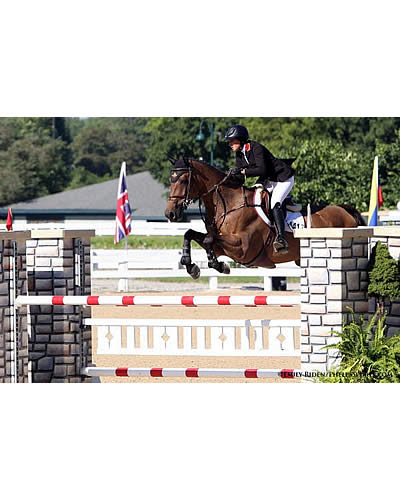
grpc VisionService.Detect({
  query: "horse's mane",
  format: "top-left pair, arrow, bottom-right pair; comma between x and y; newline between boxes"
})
188,158 -> 226,179
172,156 -> 246,190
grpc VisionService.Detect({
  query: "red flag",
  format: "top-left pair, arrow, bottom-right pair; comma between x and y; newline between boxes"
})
6,208 -> 13,231
378,184 -> 383,207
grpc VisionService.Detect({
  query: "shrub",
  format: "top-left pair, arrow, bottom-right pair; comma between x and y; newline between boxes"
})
368,241 -> 400,318
318,309 -> 400,383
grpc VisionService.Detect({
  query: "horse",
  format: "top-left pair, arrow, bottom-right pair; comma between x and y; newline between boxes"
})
164,157 -> 365,279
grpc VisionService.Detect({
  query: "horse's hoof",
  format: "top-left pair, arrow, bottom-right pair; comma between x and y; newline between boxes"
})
181,255 -> 191,266
219,262 -> 230,274
188,264 -> 200,280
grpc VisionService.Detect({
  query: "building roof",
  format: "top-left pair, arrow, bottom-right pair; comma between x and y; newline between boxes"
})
4,171 -> 170,217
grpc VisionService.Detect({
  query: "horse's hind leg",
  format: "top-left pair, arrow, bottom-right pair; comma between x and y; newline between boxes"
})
181,230 -> 230,279
203,234 -> 230,275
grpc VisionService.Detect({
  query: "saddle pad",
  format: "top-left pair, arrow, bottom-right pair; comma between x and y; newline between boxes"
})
253,188 -> 305,233
286,211 -> 305,231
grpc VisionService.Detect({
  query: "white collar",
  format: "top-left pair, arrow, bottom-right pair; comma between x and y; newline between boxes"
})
241,144 -> 249,164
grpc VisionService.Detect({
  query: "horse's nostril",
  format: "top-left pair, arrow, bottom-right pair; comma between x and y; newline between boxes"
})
169,211 -> 176,221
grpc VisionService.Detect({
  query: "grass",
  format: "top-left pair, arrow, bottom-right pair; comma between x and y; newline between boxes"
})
130,277 -> 265,284
92,235 -> 202,249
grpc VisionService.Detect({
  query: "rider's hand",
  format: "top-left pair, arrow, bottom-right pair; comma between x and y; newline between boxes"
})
230,166 -> 243,175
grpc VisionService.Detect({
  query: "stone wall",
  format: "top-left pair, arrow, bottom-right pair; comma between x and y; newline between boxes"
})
0,230 -> 94,383
0,233 -> 29,382
26,230 -> 94,382
295,228 -> 374,373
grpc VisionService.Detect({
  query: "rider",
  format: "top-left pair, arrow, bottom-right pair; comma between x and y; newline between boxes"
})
223,124 -> 296,255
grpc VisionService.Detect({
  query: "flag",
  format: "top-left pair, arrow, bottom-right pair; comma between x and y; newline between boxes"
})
6,208 -> 13,231
367,156 -> 383,226
114,162 -> 132,244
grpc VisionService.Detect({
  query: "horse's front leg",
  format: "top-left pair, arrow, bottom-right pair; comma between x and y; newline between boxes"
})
180,229 -> 204,279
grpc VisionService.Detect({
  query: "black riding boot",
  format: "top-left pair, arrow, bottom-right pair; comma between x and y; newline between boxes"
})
272,203 -> 289,254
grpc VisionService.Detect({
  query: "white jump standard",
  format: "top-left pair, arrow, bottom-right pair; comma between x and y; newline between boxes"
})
15,294 -> 300,307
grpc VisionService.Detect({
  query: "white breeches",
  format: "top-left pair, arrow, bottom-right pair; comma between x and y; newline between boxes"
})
265,176 -> 295,209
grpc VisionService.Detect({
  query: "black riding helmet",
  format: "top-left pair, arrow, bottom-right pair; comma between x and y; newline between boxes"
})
223,124 -> 249,143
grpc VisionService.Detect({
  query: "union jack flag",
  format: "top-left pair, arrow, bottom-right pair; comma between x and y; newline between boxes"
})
114,162 -> 132,244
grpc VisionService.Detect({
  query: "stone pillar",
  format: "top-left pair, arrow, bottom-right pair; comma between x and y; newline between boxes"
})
26,230 -> 94,382
0,232 -> 29,383
295,228 -> 373,373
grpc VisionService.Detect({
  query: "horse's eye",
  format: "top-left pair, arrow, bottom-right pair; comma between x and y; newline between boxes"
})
180,179 -> 188,185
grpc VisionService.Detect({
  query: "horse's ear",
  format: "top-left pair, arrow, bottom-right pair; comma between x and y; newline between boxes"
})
168,155 -> 176,166
281,158 -> 296,166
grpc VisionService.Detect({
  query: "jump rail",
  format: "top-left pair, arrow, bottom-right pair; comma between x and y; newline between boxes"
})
15,294 -> 301,307
81,366 -> 301,379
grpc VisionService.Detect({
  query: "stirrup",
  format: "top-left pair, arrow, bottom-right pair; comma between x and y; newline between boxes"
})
273,236 -> 289,254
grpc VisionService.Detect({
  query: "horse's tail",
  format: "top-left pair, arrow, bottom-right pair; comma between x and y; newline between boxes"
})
338,204 -> 366,226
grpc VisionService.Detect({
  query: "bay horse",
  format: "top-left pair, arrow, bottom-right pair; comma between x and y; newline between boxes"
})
164,157 -> 365,279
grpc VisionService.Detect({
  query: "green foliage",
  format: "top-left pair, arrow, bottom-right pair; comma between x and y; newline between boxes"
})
0,118 -> 72,204
289,139 -> 371,210
318,310 -> 400,383
375,135 -> 400,208
368,242 -> 400,317
2,117 -> 400,208
69,117 -> 147,188
65,117 -> 86,139
144,117 -> 242,185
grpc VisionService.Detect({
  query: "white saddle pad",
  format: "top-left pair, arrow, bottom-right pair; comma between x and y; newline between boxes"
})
253,188 -> 305,233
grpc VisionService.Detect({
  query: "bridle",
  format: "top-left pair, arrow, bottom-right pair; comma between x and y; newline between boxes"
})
167,160 -> 195,211
168,158 -> 249,231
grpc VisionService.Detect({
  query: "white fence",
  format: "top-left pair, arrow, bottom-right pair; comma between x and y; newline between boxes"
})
91,249 -> 302,291
88,318 -> 301,357
9,219 -> 207,236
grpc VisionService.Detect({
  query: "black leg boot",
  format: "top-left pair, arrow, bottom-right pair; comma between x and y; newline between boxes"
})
272,203 -> 289,254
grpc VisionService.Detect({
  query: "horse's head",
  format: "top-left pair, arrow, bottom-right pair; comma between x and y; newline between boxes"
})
165,157 -> 200,222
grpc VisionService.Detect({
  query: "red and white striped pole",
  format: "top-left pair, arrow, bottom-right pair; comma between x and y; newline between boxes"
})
16,294 -> 300,307
81,367 -> 301,379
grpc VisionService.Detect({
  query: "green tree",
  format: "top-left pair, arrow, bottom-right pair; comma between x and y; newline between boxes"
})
368,241 -> 400,318
375,135 -> 400,208
69,117 -> 148,188
0,134 -> 72,204
66,117 -> 86,139
0,118 -> 72,204
287,139 -> 371,210
144,117 -> 239,185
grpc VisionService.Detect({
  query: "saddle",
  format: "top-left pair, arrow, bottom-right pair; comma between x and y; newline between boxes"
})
251,185 -> 302,220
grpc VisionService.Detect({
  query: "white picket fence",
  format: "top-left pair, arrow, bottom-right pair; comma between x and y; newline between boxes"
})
91,249 -> 302,291
88,318 -> 301,357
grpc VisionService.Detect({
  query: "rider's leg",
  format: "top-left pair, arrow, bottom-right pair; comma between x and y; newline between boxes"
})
270,177 -> 294,254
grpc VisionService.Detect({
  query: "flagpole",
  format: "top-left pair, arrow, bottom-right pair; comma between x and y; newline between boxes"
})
115,161 -> 131,293
123,161 -> 129,292
124,231 -> 129,291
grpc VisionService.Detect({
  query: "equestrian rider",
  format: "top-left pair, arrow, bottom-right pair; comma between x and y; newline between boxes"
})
224,124 -> 295,255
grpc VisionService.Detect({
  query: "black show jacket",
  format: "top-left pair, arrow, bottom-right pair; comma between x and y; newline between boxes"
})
235,140 -> 295,183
